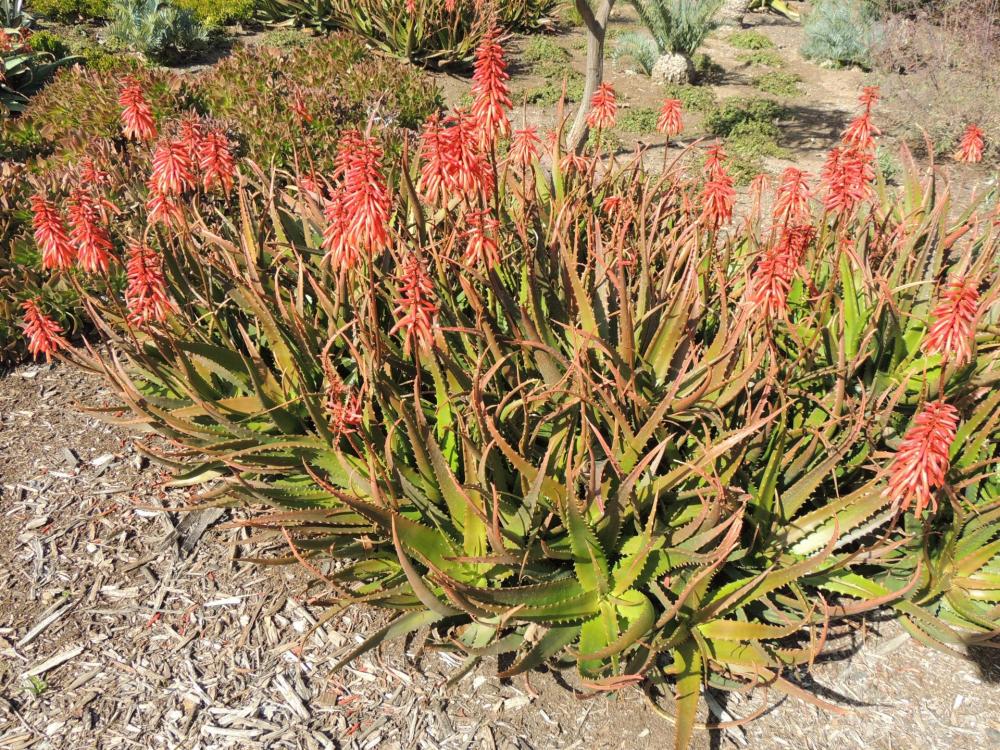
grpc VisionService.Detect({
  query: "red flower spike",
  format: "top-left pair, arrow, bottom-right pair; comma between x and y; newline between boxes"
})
463,210 -> 501,269
341,135 -> 391,256
118,78 -> 157,142
125,240 -> 172,328
67,188 -> 114,274
586,83 -> 617,131
30,194 -> 75,271
151,139 -> 195,196
178,113 -> 205,161
773,167 -> 812,225
656,98 -> 683,138
21,300 -> 67,361
841,111 -> 880,152
198,129 -> 236,195
79,158 -> 110,189
390,254 -> 439,357
747,225 -> 815,317
923,276 -> 980,365
858,85 -> 880,113
820,147 -> 873,216
955,124 -> 985,163
470,27 -> 512,146
321,188 -> 358,270
451,110 -> 495,200
146,181 -> 183,227
884,400 -> 960,519
507,125 -> 542,170
704,143 -> 728,177
417,115 -> 453,205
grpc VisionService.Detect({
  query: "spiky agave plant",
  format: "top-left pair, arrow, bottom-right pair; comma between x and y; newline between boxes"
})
25,69 -> 1000,750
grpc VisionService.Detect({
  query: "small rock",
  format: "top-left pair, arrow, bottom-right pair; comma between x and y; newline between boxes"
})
716,0 -> 751,28
61,448 -> 80,468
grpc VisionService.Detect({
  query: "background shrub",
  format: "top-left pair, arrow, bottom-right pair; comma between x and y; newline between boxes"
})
105,0 -> 210,63
27,0 -> 109,19
173,0 -> 255,26
801,0 -> 883,69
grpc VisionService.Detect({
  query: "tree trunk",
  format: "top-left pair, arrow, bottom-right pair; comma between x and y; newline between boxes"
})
567,0 -> 616,154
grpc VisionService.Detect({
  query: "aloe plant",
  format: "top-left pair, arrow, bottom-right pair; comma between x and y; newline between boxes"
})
25,75 -> 1000,749
1,27 -> 80,113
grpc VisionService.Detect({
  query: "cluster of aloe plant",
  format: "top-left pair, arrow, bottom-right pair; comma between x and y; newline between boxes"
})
45,97 -> 1000,748
1,26 -> 78,113
257,0 -> 555,65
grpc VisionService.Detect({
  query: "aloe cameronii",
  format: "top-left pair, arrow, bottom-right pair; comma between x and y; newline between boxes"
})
21,66 -> 1000,750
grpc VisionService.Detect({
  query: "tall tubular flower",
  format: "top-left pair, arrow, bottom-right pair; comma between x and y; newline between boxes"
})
507,125 -> 542,170
463,210 -> 501,269
470,26 -> 512,146
151,139 -> 195,196
820,147 -> 873,217
146,182 -> 183,227
656,98 -> 683,138
178,113 -> 205,160
747,225 -> 815,317
772,167 -> 812,225
884,400 -> 960,518
923,276 -> 980,365
586,83 -> 618,130
67,188 -> 114,274
21,300 -> 67,361
445,111 -> 494,201
390,254 -> 438,356
955,124 -> 985,163
841,110 -> 880,152
858,85 -> 880,112
700,149 -> 735,229
341,135 -> 390,255
290,87 -> 313,126
31,193 -> 75,271
125,240 -> 172,327
198,129 -> 236,194
79,158 -> 110,189
321,188 -> 358,270
118,78 -> 157,142
417,114 -> 453,205
389,255 -> 438,356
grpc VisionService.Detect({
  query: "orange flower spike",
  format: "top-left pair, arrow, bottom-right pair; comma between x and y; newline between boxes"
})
118,78 -> 157,142
321,188 -> 358,270
390,254 -> 439,357
470,26 -> 512,146
67,188 -> 114,274
21,300 -> 68,362
146,182 -> 183,227
325,370 -> 362,439
955,124 -> 985,163
586,82 -> 617,131
198,129 -> 236,195
858,85 -> 880,113
341,135 -> 391,255
417,115 -> 453,205
773,167 -> 812,225
656,98 -> 683,138
125,240 -> 172,328
151,139 -> 196,196
463,210 -> 501,269
30,193 -> 76,271
820,146 -> 873,217
884,400 -> 960,519
923,276 -> 980,365
507,125 -> 542,170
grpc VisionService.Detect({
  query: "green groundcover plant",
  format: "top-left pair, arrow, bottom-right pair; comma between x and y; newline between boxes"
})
13,34 -> 1000,749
